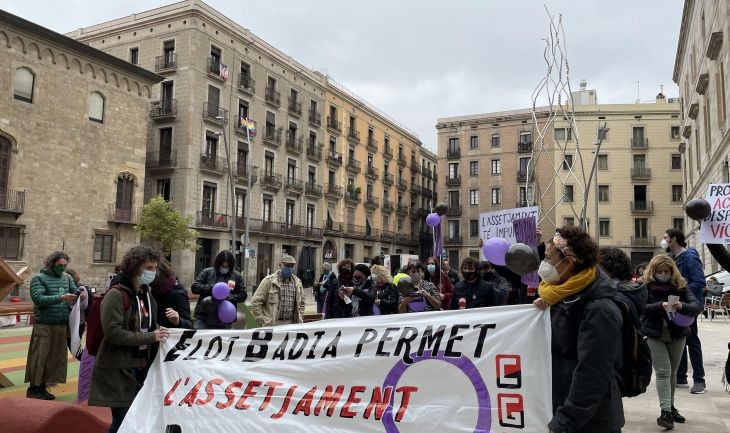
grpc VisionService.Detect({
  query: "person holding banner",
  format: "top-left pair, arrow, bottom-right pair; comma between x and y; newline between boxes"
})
533,226 -> 625,433
398,261 -> 441,313
250,255 -> 306,326
450,257 -> 499,310
371,264 -> 400,314
325,259 -> 355,319
479,261 -> 511,305
150,259 -> 193,329
340,264 -> 377,316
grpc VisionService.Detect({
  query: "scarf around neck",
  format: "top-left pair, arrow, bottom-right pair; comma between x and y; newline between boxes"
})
538,266 -> 598,306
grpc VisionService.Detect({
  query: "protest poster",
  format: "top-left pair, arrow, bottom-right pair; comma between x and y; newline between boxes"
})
513,217 -> 540,288
120,306 -> 552,433
700,183 -> 730,243
480,206 -> 539,244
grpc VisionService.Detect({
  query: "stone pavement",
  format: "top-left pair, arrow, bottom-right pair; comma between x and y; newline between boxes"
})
623,318 -> 730,433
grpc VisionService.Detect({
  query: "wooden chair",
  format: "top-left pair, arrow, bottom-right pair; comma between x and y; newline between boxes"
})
706,293 -> 730,321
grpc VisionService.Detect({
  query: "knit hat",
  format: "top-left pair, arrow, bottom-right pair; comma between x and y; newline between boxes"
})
354,263 -> 371,277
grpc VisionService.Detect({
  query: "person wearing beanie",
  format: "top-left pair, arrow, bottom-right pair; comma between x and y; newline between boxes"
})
340,263 -> 377,316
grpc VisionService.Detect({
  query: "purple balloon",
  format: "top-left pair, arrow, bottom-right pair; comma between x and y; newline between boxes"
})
373,304 -> 381,315
425,212 -> 441,228
409,300 -> 427,312
218,300 -> 237,323
212,282 -> 230,300
671,312 -> 695,327
483,237 -> 511,266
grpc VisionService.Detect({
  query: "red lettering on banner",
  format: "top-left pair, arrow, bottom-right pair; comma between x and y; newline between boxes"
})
178,380 -> 203,407
215,381 -> 243,409
196,378 -> 223,406
271,385 -> 298,419
292,386 -> 318,416
340,385 -> 367,418
235,380 -> 262,410
259,381 -> 284,411
314,385 -> 344,417
163,378 -> 182,406
363,386 -> 393,420
395,386 -> 419,422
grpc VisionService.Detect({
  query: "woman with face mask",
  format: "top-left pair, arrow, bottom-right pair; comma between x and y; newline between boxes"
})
325,259 -> 355,319
532,226 -> 625,433
314,262 -> 338,316
150,259 -> 193,329
191,250 -> 247,329
341,264 -> 377,316
398,261 -> 441,313
450,257 -> 498,310
370,265 -> 400,315
639,254 -> 702,429
424,256 -> 454,310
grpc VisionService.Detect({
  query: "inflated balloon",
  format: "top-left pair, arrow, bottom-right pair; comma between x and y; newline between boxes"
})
483,237 -> 511,266
218,300 -> 237,323
685,198 -> 711,221
425,212 -> 441,228
397,276 -> 415,297
505,243 -> 541,275
199,296 -> 216,314
212,282 -> 230,300
435,202 -> 449,216
671,312 -> 695,327
409,300 -> 427,312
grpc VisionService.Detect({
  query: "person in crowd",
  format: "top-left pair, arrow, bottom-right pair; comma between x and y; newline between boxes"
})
442,259 -> 460,286
325,259 -> 355,319
25,251 -> 80,400
398,261 -> 441,313
450,257 -> 499,309
634,263 -> 648,283
425,256 -> 454,310
250,255 -> 306,326
150,259 -> 193,329
65,268 -> 91,354
89,246 -> 170,433
392,265 -> 410,286
370,256 -> 382,267
341,264 -> 377,316
479,260 -> 511,305
314,262 -> 338,315
533,226 -> 624,433
598,247 -> 647,327
640,254 -> 702,429
662,228 -> 707,394
191,250 -> 246,329
371,265 -> 400,315
706,276 -> 725,298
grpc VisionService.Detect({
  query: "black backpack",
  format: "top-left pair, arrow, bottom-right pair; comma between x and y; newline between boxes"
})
613,293 -> 652,398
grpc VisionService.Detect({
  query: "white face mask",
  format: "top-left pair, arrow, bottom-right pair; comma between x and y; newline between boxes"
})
655,273 -> 671,283
138,269 -> 156,286
538,260 -> 562,284
660,239 -> 669,250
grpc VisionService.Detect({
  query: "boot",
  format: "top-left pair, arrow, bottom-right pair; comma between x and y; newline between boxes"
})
39,383 -> 55,400
26,385 -> 42,399
671,406 -> 686,423
657,410 -> 674,429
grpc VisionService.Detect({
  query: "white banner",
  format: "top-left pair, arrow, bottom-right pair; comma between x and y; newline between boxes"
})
480,206 -> 539,244
120,306 -> 552,433
699,183 -> 730,243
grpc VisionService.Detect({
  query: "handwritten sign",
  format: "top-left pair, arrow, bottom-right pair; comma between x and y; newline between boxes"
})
480,207 -> 539,244
699,183 -> 730,243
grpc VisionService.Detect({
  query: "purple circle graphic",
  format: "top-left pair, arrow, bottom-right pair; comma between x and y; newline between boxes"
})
381,351 -> 491,433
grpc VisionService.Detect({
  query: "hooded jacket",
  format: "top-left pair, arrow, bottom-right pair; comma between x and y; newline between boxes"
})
673,247 -> 706,306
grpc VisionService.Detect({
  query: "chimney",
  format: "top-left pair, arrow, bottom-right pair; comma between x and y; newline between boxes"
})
656,85 -> 666,103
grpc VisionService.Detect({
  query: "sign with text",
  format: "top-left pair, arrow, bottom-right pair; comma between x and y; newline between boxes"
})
700,184 -> 730,243
120,306 -> 552,433
480,206 -> 539,245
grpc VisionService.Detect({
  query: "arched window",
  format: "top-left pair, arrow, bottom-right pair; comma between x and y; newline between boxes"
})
13,68 -> 34,103
88,91 -> 105,123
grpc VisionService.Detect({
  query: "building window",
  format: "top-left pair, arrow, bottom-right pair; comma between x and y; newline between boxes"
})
470,136 -> 479,148
285,200 -> 295,226
469,161 -> 479,176
469,189 -> 479,206
598,185 -> 609,202
448,138 -> 459,153
671,185 -> 683,202
13,67 -> 34,103
671,154 -> 682,170
470,219 -> 479,237
468,250 -> 479,259
0,226 -> 22,260
673,218 -> 685,232
599,219 -> 611,237
491,188 -> 501,205
563,217 -> 575,226
448,163 -> 459,178
448,190 -> 460,207
519,131 -> 532,144
554,127 -> 572,141
129,47 -> 139,65
519,186 -> 533,206
93,233 -> 114,263
670,126 -> 680,139
597,154 -> 608,170
718,62 -> 727,124
634,218 -> 648,239
88,91 -> 105,123
202,182 -> 216,216
235,189 -> 246,219
115,173 -> 134,218
491,159 -> 501,175
491,133 -> 500,147
448,220 -> 460,238
156,178 -> 171,201
562,154 -> 573,170
263,195 -> 273,221
563,185 -> 574,202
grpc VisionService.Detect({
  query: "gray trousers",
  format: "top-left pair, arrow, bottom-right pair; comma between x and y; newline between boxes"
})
647,335 -> 686,411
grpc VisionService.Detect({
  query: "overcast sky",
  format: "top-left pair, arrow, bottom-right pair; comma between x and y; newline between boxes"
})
3,0 -> 683,151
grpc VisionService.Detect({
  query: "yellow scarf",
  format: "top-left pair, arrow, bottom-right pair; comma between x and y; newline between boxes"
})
538,266 -> 598,305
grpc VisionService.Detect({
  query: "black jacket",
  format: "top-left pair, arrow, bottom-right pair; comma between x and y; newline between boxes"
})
375,283 -> 400,315
325,276 -> 353,319
352,279 -> 377,316
316,272 -> 339,298
640,282 -> 702,340
154,282 -> 194,329
548,270 -> 624,433
615,280 -> 647,328
191,267 -> 247,325
482,271 -> 511,305
450,278 -> 498,309
446,269 -> 460,286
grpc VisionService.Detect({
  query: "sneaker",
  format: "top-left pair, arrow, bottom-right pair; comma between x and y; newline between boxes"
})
676,380 -> 689,388
691,382 -> 706,394
657,410 -> 674,429
671,407 -> 686,423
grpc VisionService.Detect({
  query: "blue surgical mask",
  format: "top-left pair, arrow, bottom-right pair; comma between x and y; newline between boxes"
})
138,269 -> 156,286
426,264 -> 436,274
281,267 -> 293,278
219,267 -> 230,275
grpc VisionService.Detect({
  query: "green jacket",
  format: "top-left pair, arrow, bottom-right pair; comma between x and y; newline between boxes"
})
30,268 -> 78,325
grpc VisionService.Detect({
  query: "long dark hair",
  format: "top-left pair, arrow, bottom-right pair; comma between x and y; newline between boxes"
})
424,256 -> 441,284
213,250 -> 236,271
44,251 -> 70,271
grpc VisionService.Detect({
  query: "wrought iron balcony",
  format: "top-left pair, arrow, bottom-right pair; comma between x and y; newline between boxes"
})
327,150 -> 343,167
366,165 -> 379,180
234,164 -> 258,185
308,109 -> 322,127
261,172 -> 283,192
446,205 -> 463,216
305,182 -> 323,198
383,172 -> 394,186
108,204 -> 140,224
263,126 -> 282,148
347,128 -> 361,144
324,219 -> 343,233
447,148 -> 461,159
631,138 -> 649,149
364,195 -> 380,209
444,235 -> 463,245
346,159 -> 361,174
0,190 -> 25,216
517,170 -> 529,183
325,184 -> 343,199
422,188 -> 433,198
630,201 -> 654,213
327,117 -> 342,134
630,167 -> 652,179
238,75 -> 255,95
382,200 -> 394,212
196,211 -> 229,229
396,204 -> 408,215
146,151 -> 177,171
286,135 -> 303,154
234,117 -> 257,137
202,103 -> 227,124
446,175 -> 462,186
411,184 -> 421,195
631,236 -> 656,246
381,230 -> 397,241
410,158 -> 421,173
155,53 -> 177,72
288,99 -> 302,117
366,137 -> 378,152
398,154 -> 407,166
199,154 -> 228,175
207,58 -> 228,81
397,178 -> 407,191
285,177 -> 304,194
422,167 -> 432,178
265,87 -> 281,107
306,143 -> 323,162
149,99 -> 177,120
345,189 -> 361,204
518,141 -> 533,153
383,146 -> 393,160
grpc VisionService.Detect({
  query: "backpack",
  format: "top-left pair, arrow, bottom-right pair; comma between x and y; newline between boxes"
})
612,294 -> 653,398
85,287 -> 131,356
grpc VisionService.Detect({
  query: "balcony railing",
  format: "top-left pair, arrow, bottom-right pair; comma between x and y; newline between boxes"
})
202,102 -> 227,124
518,141 -> 533,153
397,153 -> 407,166
327,150 -> 343,166
327,116 -> 342,134
261,172 -> 283,191
285,177 -> 304,194
345,189 -> 361,203
108,204 -> 140,225
234,164 -> 258,184
422,188 -> 433,198
422,167 -> 432,178
346,159 -> 361,174
265,87 -> 281,107
364,196 -> 380,209
0,190 -> 25,215
446,175 -> 462,186
382,200 -> 394,212
365,165 -> 379,180
325,184 -> 343,199
383,172 -> 394,186
517,170 -> 529,183
446,205 -> 463,216
410,159 -> 421,173
366,137 -> 378,151
146,151 -> 177,171
630,201 -> 654,212
444,235 -> 463,245
150,99 -> 177,120
197,211 -> 229,229
411,184 -> 422,195
305,183 -> 323,198
238,75 -> 255,95
234,116 -> 257,137
155,53 -> 177,72
347,128 -> 361,144
516,201 -> 530,208
288,99 -> 302,117
381,230 -> 397,241
308,109 -> 322,127
306,143 -> 323,162
410,207 -> 428,217
207,58 -> 228,81
631,137 -> 649,149
324,220 -> 343,232
286,135 -> 303,154
631,236 -> 657,246
263,126 -> 282,147
447,148 -> 461,159
631,167 -> 652,179
396,204 -> 408,215
199,154 -> 228,175
397,178 -> 407,191
384,146 -> 393,160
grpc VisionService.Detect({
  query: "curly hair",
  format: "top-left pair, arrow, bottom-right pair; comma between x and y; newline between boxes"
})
337,258 -> 355,274
598,247 -> 633,281
44,251 -> 70,271
460,256 -> 480,272
644,254 -> 687,289
120,245 -> 162,281
553,225 -> 598,272
370,265 -> 392,285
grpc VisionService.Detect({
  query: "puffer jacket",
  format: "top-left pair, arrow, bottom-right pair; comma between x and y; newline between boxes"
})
191,267 -> 246,326
674,247 -> 706,306
30,268 -> 79,325
640,282 -> 702,341
548,269 -> 624,433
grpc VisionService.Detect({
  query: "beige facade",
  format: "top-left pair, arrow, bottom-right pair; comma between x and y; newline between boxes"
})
68,0 -> 435,286
673,0 -> 729,273
0,10 -> 162,291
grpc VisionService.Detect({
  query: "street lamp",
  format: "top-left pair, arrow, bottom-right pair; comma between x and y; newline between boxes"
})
215,116 -> 236,261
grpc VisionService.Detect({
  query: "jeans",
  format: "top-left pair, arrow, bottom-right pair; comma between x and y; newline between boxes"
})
109,407 -> 129,433
648,336 -> 686,411
676,319 -> 705,384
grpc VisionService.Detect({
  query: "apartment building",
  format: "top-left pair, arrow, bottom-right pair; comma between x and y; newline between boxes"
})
0,10 -> 163,290
673,0 -> 729,273
69,0 -> 434,284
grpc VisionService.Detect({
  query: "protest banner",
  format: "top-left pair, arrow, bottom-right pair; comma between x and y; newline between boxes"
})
120,306 -> 552,433
699,183 -> 730,243
480,206 -> 539,244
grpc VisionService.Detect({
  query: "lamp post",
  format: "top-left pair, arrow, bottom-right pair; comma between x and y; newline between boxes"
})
216,117 -> 236,259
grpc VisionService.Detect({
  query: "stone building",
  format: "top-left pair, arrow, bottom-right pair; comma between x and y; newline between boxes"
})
0,10 -> 163,291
